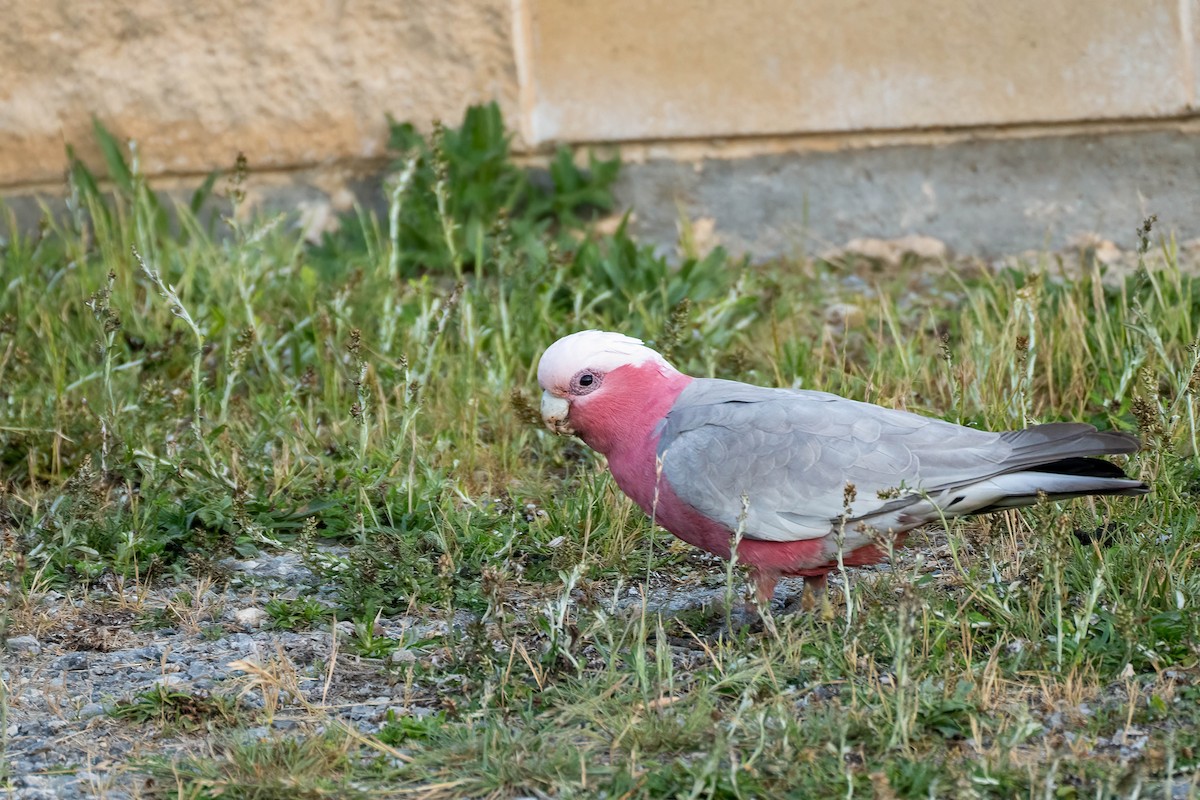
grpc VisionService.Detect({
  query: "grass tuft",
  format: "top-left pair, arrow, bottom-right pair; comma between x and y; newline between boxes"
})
112,685 -> 244,731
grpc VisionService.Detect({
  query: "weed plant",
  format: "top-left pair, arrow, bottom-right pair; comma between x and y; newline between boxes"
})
2,106 -> 1199,797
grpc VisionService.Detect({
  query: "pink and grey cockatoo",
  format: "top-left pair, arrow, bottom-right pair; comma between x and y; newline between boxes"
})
537,330 -> 1149,604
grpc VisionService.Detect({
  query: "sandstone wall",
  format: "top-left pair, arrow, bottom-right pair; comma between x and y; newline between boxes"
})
521,0 -> 1194,142
0,0 -> 519,188
3,0 -> 1198,253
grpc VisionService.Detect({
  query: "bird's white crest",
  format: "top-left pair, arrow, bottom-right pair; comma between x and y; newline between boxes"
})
537,330 -> 672,389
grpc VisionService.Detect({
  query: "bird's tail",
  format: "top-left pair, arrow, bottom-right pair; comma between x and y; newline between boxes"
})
961,469 -> 1149,515
953,422 -> 1148,514
998,422 -> 1140,464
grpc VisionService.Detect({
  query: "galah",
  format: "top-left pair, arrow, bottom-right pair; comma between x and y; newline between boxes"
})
537,330 -> 1149,605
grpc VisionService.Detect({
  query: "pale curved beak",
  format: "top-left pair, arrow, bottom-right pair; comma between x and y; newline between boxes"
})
541,391 -> 574,435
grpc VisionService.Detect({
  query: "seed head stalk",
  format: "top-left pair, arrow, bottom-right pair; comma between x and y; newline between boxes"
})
837,482 -> 858,632
85,269 -> 121,471
133,246 -> 226,483
430,120 -> 462,280
133,247 -> 204,438
353,359 -> 371,469
725,493 -> 750,636
381,156 -> 418,355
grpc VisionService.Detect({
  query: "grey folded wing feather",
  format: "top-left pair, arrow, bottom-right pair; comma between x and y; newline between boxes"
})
655,378 -> 1136,542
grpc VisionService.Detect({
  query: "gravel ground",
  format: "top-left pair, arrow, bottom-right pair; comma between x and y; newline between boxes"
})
5,529 -> 1196,798
3,552 -> 446,799
3,548 -> 764,799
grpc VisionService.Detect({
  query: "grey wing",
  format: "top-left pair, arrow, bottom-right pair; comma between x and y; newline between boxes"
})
656,379 -> 1011,542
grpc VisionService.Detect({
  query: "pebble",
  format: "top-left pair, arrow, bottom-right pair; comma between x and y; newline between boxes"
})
348,704 -> 379,721
51,653 -> 89,671
226,633 -> 256,650
77,703 -> 106,720
186,661 -> 217,679
6,635 -> 42,656
133,645 -> 162,661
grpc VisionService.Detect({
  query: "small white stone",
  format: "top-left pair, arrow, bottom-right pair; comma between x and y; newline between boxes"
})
152,674 -> 189,688
235,607 -> 268,628
389,649 -> 417,664
824,302 -> 865,330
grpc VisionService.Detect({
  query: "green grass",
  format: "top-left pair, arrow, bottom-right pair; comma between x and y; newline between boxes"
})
2,106 -> 1200,798
264,596 -> 330,632
143,729 -> 388,799
111,685 -> 244,731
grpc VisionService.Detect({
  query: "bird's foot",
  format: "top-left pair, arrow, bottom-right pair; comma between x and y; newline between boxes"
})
778,575 -> 837,621
816,593 -> 836,622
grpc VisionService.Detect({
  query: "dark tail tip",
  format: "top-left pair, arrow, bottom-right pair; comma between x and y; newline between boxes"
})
1029,456 -> 1135,480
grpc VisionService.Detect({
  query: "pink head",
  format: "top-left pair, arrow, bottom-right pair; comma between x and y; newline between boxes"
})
537,331 -> 690,454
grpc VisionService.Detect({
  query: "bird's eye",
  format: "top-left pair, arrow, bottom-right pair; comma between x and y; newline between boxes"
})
572,371 -> 600,394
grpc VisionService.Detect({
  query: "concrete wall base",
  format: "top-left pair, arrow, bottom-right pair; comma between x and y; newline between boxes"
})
3,127 -> 1197,259
614,128 -> 1200,258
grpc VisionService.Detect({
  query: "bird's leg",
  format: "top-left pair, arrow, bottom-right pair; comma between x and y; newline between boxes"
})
800,573 -> 826,610
801,573 -> 836,621
713,570 -> 775,637
756,572 -> 785,635
750,570 -> 778,611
